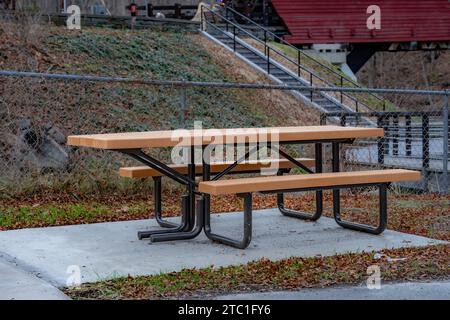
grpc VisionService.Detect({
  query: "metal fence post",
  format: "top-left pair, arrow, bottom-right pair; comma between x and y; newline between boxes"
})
320,113 -> 327,125
233,25 -> 236,51
200,5 -> 204,31
405,115 -> 412,157
179,88 -> 187,128
393,114 -> 399,156
442,93 -> 449,194
377,114 -> 385,165
225,7 -> 229,32
340,114 -> 346,127
384,115 -> 390,156
422,114 -> 430,192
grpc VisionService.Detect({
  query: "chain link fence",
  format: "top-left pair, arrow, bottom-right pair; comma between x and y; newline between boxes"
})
0,70 -> 448,198
321,107 -> 449,194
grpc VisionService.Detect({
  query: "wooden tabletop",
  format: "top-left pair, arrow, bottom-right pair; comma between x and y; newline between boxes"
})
67,126 -> 384,150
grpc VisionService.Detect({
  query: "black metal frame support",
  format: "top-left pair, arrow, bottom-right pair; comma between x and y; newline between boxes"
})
204,193 -> 253,249
212,144 -> 260,181
332,142 -> 341,217
150,197 -> 205,243
138,194 -> 190,240
201,144 -> 253,249
273,145 -> 314,174
119,136 -> 390,249
120,148 -> 197,239
276,143 -> 323,221
152,176 -> 179,229
120,149 -> 195,187
334,183 -> 388,235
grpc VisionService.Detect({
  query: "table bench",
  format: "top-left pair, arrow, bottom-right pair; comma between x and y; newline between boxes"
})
119,158 -> 315,237
198,169 -> 421,249
68,125 -> 421,249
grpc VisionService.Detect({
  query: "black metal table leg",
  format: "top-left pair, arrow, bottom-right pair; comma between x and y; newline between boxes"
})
150,197 -> 205,243
332,141 -> 341,218
201,145 -> 253,249
119,149 -> 197,239
153,177 -> 180,229
186,145 -> 197,231
138,195 -> 190,240
204,193 -> 253,249
334,184 -> 388,235
277,143 -> 323,221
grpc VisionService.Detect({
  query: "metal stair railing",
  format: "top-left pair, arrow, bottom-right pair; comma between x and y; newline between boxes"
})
223,5 -> 387,112
201,8 -> 341,108
201,5 -> 387,113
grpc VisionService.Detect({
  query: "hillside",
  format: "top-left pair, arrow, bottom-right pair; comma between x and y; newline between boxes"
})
0,22 -> 318,197
358,51 -> 450,110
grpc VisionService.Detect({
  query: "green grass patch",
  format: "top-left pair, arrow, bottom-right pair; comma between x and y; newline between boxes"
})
0,201 -> 151,230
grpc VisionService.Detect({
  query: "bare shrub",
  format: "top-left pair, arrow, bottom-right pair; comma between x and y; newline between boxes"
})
0,1 -> 45,47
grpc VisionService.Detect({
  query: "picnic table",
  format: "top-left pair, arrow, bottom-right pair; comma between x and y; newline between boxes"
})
68,125 -> 420,249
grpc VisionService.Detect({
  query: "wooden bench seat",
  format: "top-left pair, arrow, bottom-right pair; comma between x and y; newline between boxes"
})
198,169 -> 421,195
197,169 -> 421,249
119,158 -> 315,178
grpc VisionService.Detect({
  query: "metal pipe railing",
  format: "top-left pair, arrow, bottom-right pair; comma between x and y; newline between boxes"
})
1,70 -> 449,96
222,5 -> 387,109
201,6 -> 376,112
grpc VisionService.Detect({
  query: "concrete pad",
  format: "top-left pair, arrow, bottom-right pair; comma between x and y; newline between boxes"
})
0,209 -> 444,287
215,281 -> 450,300
0,259 -> 69,300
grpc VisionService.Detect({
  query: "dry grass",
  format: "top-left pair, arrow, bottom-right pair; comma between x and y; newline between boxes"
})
1,190 -> 449,241
359,51 -> 450,110
65,244 -> 449,300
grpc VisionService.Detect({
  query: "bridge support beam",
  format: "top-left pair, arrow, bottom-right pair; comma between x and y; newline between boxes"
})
347,43 -> 389,74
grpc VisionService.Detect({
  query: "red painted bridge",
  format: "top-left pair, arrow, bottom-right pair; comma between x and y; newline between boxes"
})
270,0 -> 450,45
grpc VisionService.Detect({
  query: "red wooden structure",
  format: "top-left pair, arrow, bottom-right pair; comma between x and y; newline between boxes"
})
270,0 -> 450,45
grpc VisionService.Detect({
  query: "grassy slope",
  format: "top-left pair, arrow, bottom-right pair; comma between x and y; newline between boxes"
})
0,23 -> 318,197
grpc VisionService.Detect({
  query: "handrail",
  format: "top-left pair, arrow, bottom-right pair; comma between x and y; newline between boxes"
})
2,70 -> 449,95
221,5 -> 386,110
204,16 -> 329,86
201,5 -> 378,112
224,6 -> 374,87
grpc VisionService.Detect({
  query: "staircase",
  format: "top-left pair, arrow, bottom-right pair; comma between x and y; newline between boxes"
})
200,6 -> 387,126
211,32 -> 349,114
